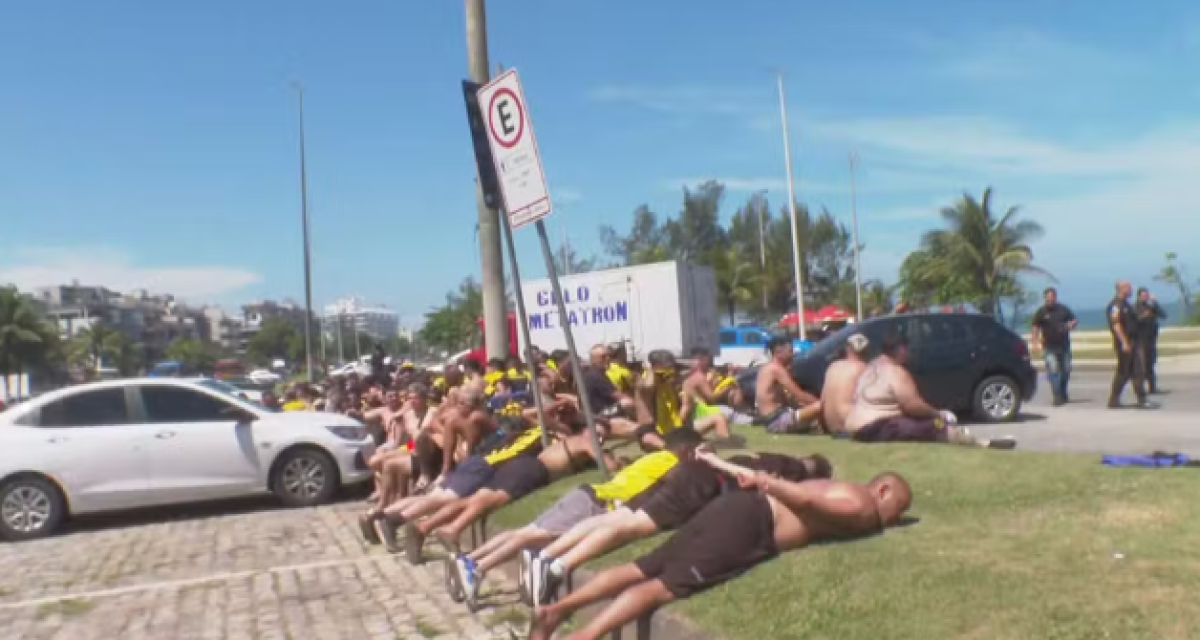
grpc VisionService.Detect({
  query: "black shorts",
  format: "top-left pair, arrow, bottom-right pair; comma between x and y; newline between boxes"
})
852,416 -> 947,443
443,455 -> 496,497
634,490 -> 777,599
637,461 -> 725,531
411,432 -> 444,481
484,456 -> 550,500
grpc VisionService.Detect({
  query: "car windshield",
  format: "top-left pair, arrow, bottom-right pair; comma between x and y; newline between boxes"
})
197,378 -> 252,401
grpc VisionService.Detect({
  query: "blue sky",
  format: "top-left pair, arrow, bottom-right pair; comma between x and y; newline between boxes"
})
3,0 -> 1200,327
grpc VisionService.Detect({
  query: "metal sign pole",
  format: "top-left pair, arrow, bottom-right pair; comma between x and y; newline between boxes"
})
500,206 -> 552,448
535,219 -> 609,479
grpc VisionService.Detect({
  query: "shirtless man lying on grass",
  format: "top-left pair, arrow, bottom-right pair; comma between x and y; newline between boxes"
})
443,431 -> 705,604
517,447 -> 832,606
527,470 -> 913,640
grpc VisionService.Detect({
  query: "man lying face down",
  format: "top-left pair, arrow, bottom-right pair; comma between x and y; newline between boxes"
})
527,469 -> 912,640
519,447 -> 832,606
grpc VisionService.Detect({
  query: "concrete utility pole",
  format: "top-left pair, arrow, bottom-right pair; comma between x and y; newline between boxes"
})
293,83 -> 316,382
753,189 -> 768,311
849,152 -> 864,322
466,0 -> 509,360
776,71 -> 807,340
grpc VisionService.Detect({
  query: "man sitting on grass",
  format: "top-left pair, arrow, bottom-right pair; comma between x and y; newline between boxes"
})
755,336 -> 823,434
526,470 -> 914,640
443,430 -> 705,603
844,333 -> 1016,449
821,333 -> 871,434
402,420 -> 618,564
512,448 -> 831,606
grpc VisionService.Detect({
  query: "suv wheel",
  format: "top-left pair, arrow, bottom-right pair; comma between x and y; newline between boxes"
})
272,448 -> 339,508
973,375 -> 1021,423
0,475 -> 66,541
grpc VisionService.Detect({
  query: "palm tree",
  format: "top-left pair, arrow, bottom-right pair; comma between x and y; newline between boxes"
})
710,247 -> 759,325
69,321 -> 127,377
0,286 -> 52,398
921,187 -> 1053,318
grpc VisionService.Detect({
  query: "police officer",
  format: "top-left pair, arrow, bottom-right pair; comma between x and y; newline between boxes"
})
1135,287 -> 1167,394
1107,281 -> 1152,409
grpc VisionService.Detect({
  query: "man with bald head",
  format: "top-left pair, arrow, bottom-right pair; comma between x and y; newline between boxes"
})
1107,280 -> 1152,409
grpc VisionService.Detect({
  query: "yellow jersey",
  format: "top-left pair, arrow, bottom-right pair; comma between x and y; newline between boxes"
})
483,427 -> 544,466
589,450 -> 679,508
606,363 -> 634,394
282,400 -> 309,412
654,382 -> 683,435
483,371 -> 506,397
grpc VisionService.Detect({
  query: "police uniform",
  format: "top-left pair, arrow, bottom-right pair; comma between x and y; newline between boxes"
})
1107,295 -> 1146,406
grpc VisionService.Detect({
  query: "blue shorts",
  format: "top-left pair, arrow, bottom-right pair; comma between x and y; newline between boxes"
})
443,455 -> 495,498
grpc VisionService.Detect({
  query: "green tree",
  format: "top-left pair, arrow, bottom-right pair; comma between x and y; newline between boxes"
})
552,243 -> 597,276
0,286 -> 56,397
916,187 -> 1052,317
860,280 -> 894,318
164,338 -> 220,373
419,278 -> 485,355
710,246 -> 759,324
245,317 -> 300,366
1154,252 -> 1196,322
69,321 -> 129,376
599,183 -> 859,322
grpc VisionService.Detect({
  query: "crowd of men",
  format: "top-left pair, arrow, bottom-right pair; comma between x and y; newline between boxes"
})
259,334 -> 1031,639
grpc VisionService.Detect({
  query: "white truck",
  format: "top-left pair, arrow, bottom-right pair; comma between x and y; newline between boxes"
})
516,261 -> 720,362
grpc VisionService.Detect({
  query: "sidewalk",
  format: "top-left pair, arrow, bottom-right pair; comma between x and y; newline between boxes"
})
1032,353 -> 1200,373
972,406 -> 1200,456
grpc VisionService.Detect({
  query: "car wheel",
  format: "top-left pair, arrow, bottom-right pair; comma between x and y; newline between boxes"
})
0,475 -> 66,541
272,448 -> 339,508
973,375 -> 1022,423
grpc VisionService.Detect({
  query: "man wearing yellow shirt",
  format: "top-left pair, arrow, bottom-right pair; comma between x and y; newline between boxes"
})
605,343 -> 635,394
633,350 -> 688,451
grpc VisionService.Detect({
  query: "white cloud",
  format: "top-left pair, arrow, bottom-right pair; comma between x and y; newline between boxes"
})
664,177 -> 785,192
586,85 -> 756,116
0,247 -> 262,301
555,188 -> 584,205
937,30 -> 1134,83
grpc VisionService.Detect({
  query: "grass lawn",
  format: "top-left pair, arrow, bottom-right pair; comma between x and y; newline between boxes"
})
488,428 -> 1200,640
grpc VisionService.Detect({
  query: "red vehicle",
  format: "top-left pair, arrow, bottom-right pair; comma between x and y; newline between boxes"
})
213,358 -> 246,380
464,313 -> 519,366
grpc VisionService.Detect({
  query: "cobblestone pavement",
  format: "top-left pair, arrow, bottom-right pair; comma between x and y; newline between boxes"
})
0,499 -> 527,640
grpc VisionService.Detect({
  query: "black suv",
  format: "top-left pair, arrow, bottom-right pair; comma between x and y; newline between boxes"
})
737,313 -> 1037,422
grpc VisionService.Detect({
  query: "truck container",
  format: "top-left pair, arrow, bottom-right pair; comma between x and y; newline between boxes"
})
516,261 -> 719,362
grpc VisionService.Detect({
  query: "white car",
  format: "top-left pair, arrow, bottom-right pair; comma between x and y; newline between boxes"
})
0,378 -> 375,541
247,369 -> 282,384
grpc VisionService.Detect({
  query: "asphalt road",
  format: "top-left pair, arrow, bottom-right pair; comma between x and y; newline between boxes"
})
973,368 -> 1200,456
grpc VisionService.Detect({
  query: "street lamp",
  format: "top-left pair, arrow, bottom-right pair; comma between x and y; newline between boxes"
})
292,82 -> 315,382
849,152 -> 864,322
775,71 -> 807,340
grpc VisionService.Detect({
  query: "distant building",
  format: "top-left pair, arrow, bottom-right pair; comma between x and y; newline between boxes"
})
32,283 -> 207,363
324,297 -> 399,341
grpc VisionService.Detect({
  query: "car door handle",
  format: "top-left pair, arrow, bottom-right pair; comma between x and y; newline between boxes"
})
155,431 -> 177,439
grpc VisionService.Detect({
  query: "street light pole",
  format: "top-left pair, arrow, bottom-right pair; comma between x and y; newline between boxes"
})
849,152 -> 864,322
293,83 -> 316,382
776,71 -> 807,340
754,189 -> 768,311
465,0 -> 510,360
